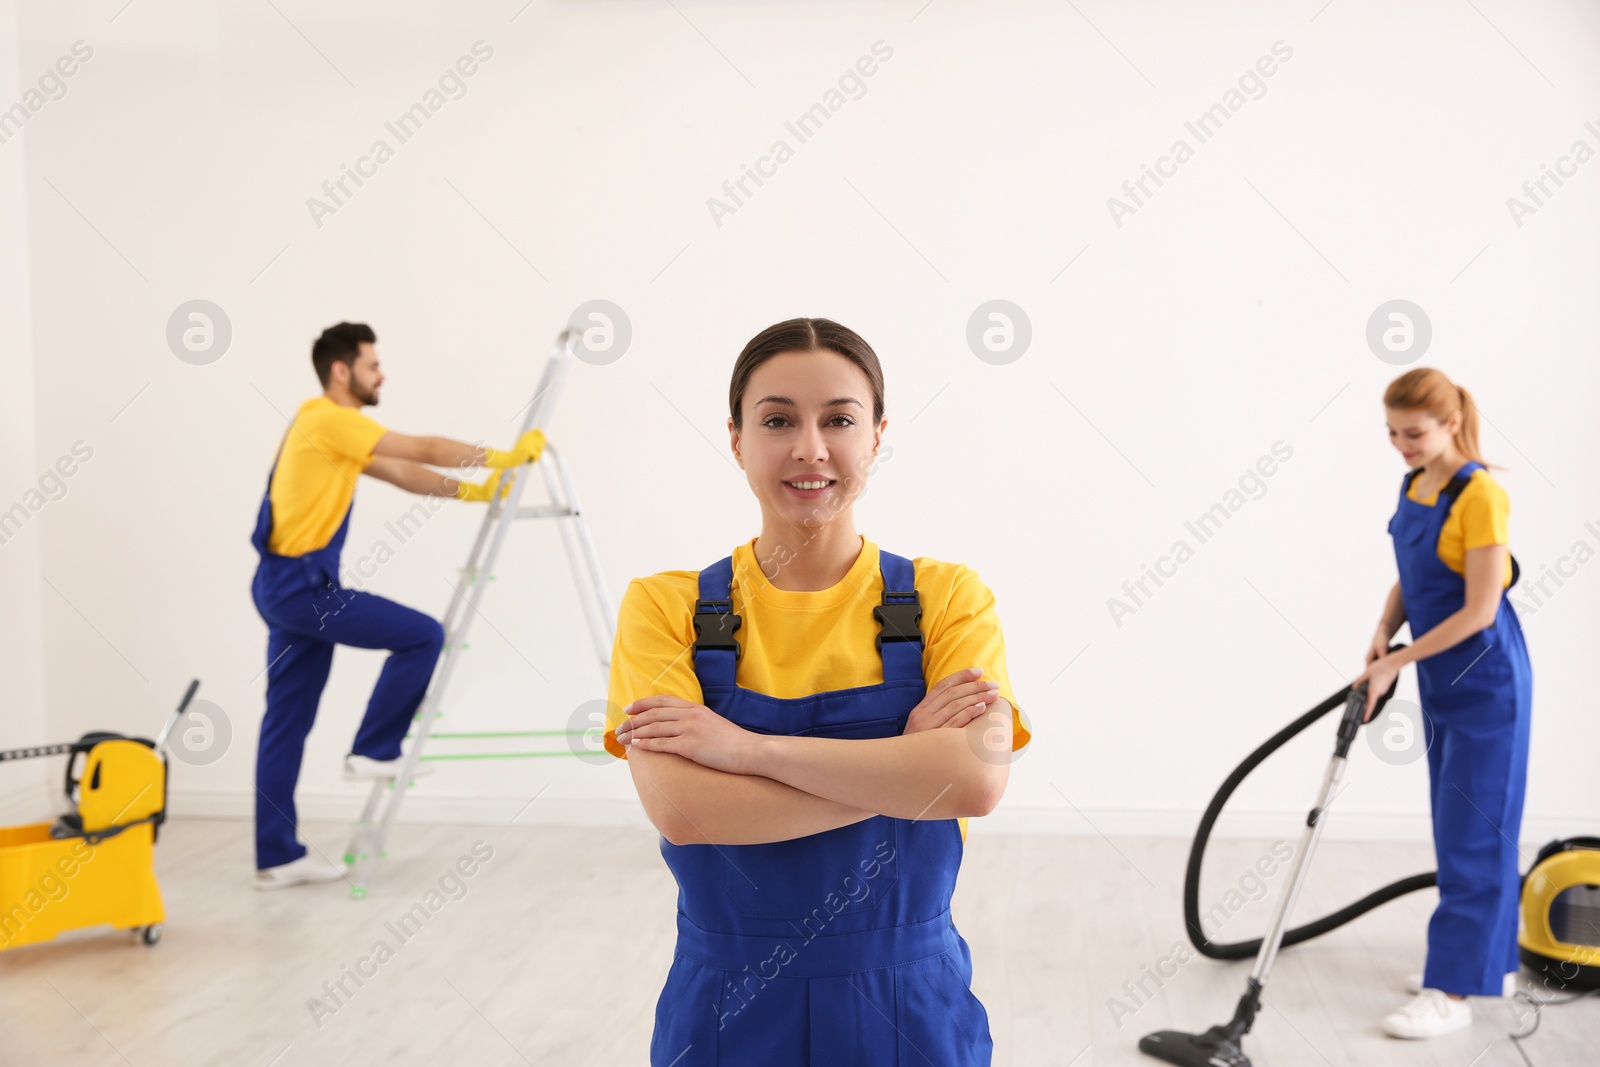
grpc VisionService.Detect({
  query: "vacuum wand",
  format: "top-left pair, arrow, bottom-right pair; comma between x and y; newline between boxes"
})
1139,682 -> 1372,1067
1249,682 -> 1366,988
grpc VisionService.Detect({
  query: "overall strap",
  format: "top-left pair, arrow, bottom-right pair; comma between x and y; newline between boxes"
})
1437,460 -> 1483,504
1403,460 -> 1482,502
691,556 -> 740,690
689,549 -> 928,689
251,429 -> 293,556
1401,462 -> 1520,588
875,550 -> 924,684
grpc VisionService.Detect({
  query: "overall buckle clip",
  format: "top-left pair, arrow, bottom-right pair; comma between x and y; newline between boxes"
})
692,599 -> 742,661
874,590 -> 923,653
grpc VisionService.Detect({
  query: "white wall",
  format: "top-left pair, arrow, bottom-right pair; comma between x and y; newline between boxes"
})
0,0 -> 49,820
7,0 -> 1599,843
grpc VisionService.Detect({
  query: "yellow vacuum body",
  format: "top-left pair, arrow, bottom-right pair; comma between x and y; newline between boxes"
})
1519,837 -> 1600,990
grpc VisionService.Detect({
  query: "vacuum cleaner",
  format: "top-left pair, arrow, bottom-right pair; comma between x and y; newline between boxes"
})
1519,836 -> 1600,990
1139,649 -> 1600,1066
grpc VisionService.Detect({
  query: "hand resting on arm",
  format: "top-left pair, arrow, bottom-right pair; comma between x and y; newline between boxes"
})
620,668 -> 1011,846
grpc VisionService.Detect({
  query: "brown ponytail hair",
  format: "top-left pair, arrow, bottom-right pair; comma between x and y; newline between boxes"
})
1383,367 -> 1496,468
729,318 -> 885,431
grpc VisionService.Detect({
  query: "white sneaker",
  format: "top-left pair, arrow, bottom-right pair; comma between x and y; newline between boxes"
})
255,853 -> 348,890
343,753 -> 435,781
1405,971 -> 1518,996
1382,989 -> 1473,1039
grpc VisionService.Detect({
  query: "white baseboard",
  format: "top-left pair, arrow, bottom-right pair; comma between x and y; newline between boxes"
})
164,789 -> 1595,845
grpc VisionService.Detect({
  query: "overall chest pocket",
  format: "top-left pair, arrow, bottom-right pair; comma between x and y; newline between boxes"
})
1389,511 -> 1431,546
719,817 -> 901,921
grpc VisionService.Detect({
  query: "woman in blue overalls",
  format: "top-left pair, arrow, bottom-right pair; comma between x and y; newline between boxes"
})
1354,368 -> 1532,1039
608,318 -> 1026,1066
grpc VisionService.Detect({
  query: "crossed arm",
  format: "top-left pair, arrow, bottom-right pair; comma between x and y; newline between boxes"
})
624,697 -> 1013,846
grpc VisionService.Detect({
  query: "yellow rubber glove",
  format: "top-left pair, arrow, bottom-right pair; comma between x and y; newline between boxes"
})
481,428 -> 547,468
480,447 -> 519,469
513,428 -> 547,464
454,471 -> 509,503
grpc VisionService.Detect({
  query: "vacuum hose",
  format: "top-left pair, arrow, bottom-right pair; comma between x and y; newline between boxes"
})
1183,646 -> 1437,960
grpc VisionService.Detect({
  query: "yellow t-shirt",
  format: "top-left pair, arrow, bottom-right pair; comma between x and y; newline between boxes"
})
1407,468 -> 1513,588
266,396 -> 388,556
604,535 -> 1030,843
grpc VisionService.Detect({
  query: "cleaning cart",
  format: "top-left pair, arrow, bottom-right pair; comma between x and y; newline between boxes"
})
0,679 -> 198,952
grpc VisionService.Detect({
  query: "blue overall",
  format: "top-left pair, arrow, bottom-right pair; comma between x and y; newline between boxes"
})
249,450 -> 444,870
1388,461 -> 1533,997
649,550 -> 993,1066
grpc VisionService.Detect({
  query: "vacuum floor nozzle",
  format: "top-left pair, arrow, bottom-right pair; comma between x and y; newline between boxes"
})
1138,1027 -> 1251,1067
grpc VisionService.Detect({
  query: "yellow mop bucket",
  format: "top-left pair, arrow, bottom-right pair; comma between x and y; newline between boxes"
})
0,679 -> 197,952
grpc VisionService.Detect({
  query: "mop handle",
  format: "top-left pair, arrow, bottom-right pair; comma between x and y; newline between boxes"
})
0,678 -> 201,764
153,679 -> 201,752
0,679 -> 200,767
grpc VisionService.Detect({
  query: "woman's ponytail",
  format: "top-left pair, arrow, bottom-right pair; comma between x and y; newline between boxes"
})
1453,383 -> 1487,466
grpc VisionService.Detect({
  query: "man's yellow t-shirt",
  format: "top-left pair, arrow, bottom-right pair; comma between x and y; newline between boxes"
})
1407,468 -> 1513,588
266,396 -> 388,556
604,535 -> 1030,843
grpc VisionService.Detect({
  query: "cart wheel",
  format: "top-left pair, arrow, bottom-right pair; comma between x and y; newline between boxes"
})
141,924 -> 162,946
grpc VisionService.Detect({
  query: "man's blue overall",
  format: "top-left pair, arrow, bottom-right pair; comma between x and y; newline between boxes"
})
249,450 -> 444,870
649,549 -> 994,1066
1389,461 -> 1533,996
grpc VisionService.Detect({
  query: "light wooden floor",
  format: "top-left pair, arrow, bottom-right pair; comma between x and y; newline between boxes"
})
2,818 -> 1596,1066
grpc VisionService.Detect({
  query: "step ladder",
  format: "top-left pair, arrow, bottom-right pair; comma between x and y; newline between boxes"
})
344,328 -> 616,896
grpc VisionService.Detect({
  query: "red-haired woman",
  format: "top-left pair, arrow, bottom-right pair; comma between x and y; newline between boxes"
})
604,318 -> 1030,1066
1354,367 -> 1532,1039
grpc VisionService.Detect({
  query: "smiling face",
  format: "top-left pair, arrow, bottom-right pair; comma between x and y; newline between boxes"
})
729,348 -> 885,532
1386,405 -> 1459,467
